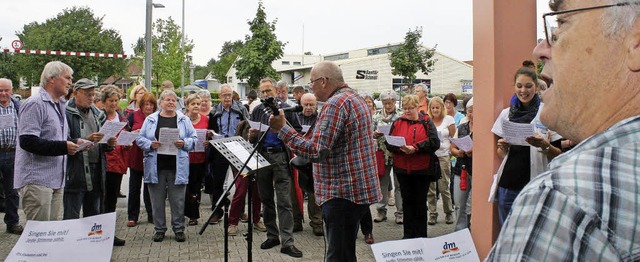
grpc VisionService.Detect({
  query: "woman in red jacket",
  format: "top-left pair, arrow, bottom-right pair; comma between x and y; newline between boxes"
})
102,85 -> 129,213
386,94 -> 440,239
126,93 -> 157,227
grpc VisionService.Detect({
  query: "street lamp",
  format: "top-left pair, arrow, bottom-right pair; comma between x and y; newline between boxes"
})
180,0 -> 185,97
144,0 -> 164,93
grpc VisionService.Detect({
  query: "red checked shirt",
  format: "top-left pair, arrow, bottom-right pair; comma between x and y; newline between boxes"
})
278,87 -> 382,206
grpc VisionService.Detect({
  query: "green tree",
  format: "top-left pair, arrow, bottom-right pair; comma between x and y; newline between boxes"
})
14,7 -> 126,86
235,1 -> 286,88
389,27 -> 437,94
149,17 -> 194,89
0,53 -> 20,88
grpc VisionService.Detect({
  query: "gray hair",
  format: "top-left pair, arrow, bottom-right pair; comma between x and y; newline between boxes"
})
550,0 -> 640,37
260,78 -> 276,87
159,90 -> 178,102
0,78 -> 12,88
414,83 -> 428,93
379,90 -> 398,101
101,85 -> 121,103
40,61 -> 73,87
276,80 -> 288,89
195,89 -> 211,100
312,61 -> 344,83
219,84 -> 232,93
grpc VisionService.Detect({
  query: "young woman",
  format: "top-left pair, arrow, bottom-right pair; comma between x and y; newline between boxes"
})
426,97 -> 455,225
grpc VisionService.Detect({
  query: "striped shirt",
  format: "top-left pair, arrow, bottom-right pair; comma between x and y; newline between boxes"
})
0,100 -> 18,148
14,88 -> 69,190
278,87 -> 382,206
486,115 -> 640,262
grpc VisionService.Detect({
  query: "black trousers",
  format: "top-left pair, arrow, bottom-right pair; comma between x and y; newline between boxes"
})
396,172 -> 430,238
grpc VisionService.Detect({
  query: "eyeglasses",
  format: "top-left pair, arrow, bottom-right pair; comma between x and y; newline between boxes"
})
543,2 -> 638,47
307,77 -> 325,86
402,106 -> 417,111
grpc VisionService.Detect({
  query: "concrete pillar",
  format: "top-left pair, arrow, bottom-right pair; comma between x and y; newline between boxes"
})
471,0 -> 537,259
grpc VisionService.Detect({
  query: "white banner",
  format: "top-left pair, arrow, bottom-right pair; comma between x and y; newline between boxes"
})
371,229 -> 480,262
6,212 -> 116,262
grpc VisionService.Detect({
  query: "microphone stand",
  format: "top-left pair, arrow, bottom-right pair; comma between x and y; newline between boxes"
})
198,112 -> 273,262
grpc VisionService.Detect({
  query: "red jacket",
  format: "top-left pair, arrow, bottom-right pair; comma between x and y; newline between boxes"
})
386,114 -> 440,175
105,110 -> 129,174
127,109 -> 146,171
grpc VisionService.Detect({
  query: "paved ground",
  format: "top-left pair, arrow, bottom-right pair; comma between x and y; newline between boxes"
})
0,173 -> 457,261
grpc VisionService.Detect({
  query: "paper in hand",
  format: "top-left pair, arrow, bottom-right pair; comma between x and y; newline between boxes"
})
98,121 -> 127,143
384,135 -> 406,147
501,121 -> 534,146
248,120 -> 270,132
377,125 -> 391,135
193,129 -> 207,152
116,131 -> 139,145
450,135 -> 473,152
77,141 -> 94,151
157,128 -> 180,155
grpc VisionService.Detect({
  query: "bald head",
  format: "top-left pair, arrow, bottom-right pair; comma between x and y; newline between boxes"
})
309,61 -> 345,102
312,61 -> 344,84
161,80 -> 175,91
300,93 -> 317,117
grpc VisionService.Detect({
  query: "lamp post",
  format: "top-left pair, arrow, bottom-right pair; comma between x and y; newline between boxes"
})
180,0 -> 185,97
144,0 -> 164,92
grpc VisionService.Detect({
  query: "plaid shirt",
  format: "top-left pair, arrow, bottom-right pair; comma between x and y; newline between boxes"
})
278,87 -> 382,206
486,115 -> 640,262
0,100 -> 18,148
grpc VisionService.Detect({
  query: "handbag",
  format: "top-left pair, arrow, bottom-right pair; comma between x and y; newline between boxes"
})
428,153 -> 442,182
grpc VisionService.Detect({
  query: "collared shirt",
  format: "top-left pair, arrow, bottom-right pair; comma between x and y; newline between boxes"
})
278,87 -> 381,206
219,107 -> 240,137
0,100 -> 18,148
486,115 -> 640,262
14,88 -> 69,189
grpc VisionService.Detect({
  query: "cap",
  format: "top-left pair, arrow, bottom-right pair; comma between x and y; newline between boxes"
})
74,78 -> 97,91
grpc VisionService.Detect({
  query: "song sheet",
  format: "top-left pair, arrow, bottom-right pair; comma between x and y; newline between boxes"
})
377,125 -> 391,135
384,135 -> 406,147
98,121 -> 127,144
248,120 -> 270,132
450,135 -> 473,152
157,128 -> 180,155
116,131 -> 139,146
222,141 -> 264,169
193,129 -> 207,152
501,121 -> 534,146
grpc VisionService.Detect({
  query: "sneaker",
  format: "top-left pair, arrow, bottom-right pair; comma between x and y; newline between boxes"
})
113,236 -> 126,246
126,220 -> 137,227
373,211 -> 387,223
395,214 -> 403,225
240,213 -> 249,223
428,214 -> 437,225
388,197 -> 396,206
175,232 -> 186,242
445,213 -> 454,224
253,222 -> 267,232
6,225 -> 24,235
153,232 -> 165,242
228,225 -> 238,236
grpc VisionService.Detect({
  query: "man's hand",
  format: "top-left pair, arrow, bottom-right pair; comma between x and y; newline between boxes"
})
86,132 -> 105,143
248,128 -> 259,141
373,131 -> 383,138
174,140 -> 185,149
269,109 -> 286,133
107,137 -> 117,147
67,141 -> 79,155
151,141 -> 160,150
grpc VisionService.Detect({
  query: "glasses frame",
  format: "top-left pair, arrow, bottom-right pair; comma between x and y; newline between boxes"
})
307,77 -> 326,86
543,2 -> 637,47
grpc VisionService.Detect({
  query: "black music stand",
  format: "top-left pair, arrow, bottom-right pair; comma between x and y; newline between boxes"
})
198,135 -> 272,262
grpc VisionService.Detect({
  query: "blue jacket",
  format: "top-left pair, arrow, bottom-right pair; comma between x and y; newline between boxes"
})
136,111 -> 196,185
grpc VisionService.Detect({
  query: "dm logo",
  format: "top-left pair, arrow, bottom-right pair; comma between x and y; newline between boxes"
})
87,223 -> 103,236
442,242 -> 460,254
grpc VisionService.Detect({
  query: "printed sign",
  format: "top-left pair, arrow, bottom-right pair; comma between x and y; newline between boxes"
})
371,229 -> 480,262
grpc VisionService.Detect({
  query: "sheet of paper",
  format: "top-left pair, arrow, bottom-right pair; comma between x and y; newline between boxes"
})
301,125 -> 311,133
116,131 -> 138,146
77,141 -> 94,151
6,212 -> 116,262
501,121 -> 534,146
157,128 -> 180,156
377,125 -> 391,135
450,135 -> 473,152
384,135 -> 406,147
248,120 -> 270,132
222,141 -> 264,169
371,229 -> 480,262
193,129 -> 207,152
209,130 -> 224,140
0,113 -> 15,129
98,121 -> 127,144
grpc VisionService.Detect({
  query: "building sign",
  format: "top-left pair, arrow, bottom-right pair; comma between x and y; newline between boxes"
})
461,80 -> 473,94
356,70 -> 379,80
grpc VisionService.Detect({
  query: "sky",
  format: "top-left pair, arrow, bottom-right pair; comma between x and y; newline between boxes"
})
0,1 -> 552,66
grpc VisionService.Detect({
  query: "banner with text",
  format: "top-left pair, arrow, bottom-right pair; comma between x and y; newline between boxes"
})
371,229 -> 480,262
6,212 -> 116,262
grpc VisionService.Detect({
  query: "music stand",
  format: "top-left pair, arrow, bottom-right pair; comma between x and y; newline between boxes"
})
198,135 -> 272,262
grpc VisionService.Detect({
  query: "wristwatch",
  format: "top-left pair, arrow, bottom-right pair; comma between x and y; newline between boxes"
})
541,144 -> 551,153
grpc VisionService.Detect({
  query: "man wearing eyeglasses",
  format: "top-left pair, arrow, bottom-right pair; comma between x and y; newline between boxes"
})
487,1 -> 640,261
276,80 -> 297,107
269,61 -> 382,261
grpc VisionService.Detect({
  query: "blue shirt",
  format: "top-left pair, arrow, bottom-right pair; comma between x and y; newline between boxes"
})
219,108 -> 240,137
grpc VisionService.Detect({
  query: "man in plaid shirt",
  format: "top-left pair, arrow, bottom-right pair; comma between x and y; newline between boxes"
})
270,61 -> 381,261
487,1 -> 640,261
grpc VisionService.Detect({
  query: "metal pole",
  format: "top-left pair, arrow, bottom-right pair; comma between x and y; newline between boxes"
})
181,0 -> 185,97
145,0 -> 152,91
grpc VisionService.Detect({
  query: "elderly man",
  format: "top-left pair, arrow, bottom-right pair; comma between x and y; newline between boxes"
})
275,80 -> 296,106
487,1 -> 640,261
249,78 -> 303,258
14,61 -> 80,221
0,78 -> 23,234
160,80 -> 185,113
413,83 -> 429,115
270,61 -> 381,261
205,84 -> 249,224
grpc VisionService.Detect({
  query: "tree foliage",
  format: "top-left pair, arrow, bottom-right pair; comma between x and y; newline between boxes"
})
235,1 -> 285,89
389,27 -> 437,93
13,7 -> 126,86
0,53 -> 19,88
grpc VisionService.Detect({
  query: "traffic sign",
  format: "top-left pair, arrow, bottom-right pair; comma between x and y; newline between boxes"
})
11,40 -> 23,50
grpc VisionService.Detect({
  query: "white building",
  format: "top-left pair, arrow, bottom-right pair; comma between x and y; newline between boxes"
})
226,43 -> 473,98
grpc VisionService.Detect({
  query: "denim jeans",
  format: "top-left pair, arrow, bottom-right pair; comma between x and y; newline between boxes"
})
322,198 -> 369,262
497,186 -> 521,225
0,152 -> 19,226
453,175 -> 472,231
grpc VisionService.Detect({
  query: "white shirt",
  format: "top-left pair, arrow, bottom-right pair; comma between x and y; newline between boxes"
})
435,115 -> 455,157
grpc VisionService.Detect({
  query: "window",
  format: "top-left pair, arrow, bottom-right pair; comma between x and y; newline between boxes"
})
392,78 -> 431,94
282,61 -> 290,65
325,53 -> 349,61
367,45 -> 400,56
293,61 -> 301,65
